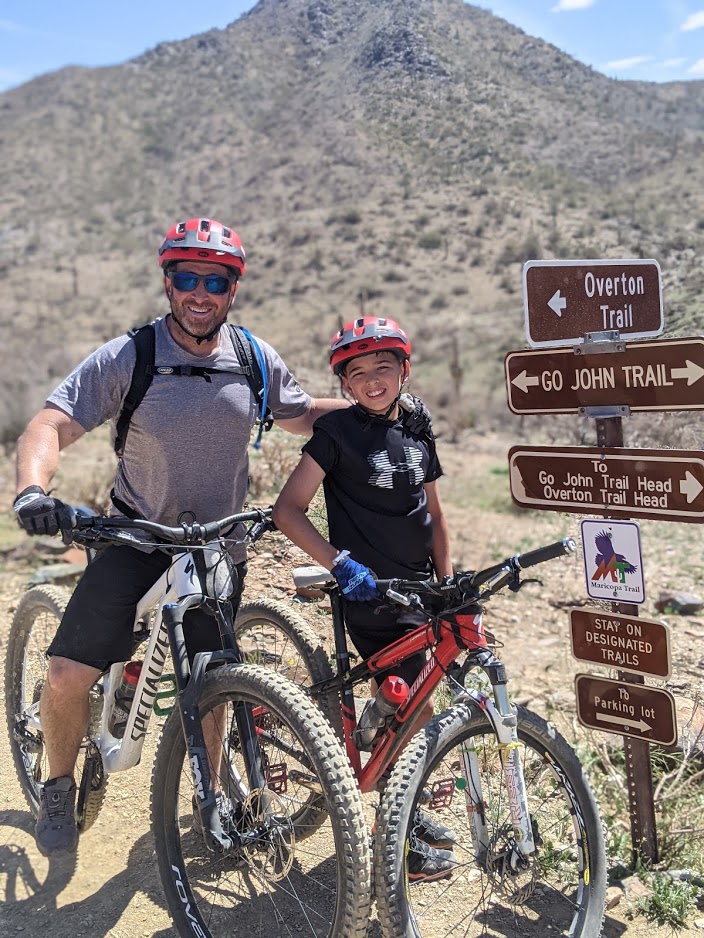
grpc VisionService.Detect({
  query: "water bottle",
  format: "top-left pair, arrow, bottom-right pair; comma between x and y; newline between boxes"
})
355,675 -> 410,751
108,661 -> 143,738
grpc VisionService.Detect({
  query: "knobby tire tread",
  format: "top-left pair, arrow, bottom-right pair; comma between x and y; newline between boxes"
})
151,663 -> 371,938
374,702 -> 607,938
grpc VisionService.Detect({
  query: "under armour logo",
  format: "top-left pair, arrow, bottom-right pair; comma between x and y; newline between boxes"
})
368,447 -> 424,488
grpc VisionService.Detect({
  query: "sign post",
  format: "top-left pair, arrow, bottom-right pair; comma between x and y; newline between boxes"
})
569,609 -> 671,679
523,259 -> 663,348
575,674 -> 677,747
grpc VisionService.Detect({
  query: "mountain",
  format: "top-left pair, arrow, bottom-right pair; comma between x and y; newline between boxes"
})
2,0 -> 703,444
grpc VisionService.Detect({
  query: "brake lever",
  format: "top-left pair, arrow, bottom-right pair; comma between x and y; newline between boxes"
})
510,576 -> 543,593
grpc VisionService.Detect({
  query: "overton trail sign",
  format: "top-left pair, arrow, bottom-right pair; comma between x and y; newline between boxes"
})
508,445 -> 704,522
505,337 -> 704,415
523,259 -> 663,348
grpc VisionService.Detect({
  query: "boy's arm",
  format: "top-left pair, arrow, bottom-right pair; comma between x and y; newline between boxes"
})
425,481 -> 453,579
273,453 -> 340,569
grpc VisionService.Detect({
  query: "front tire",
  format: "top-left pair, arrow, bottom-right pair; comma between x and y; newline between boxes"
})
375,703 -> 606,938
151,664 -> 371,938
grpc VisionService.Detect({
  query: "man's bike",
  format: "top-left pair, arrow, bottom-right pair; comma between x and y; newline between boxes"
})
5,508 -> 370,938
251,537 -> 608,938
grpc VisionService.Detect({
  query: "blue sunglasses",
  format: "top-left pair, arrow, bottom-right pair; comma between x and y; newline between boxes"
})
169,271 -> 235,295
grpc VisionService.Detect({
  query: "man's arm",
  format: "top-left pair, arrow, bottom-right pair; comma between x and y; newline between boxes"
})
275,397 -> 350,437
425,481 -> 453,579
272,453 -> 339,569
16,404 -> 86,494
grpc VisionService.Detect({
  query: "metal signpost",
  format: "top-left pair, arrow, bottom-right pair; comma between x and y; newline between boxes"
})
523,259 -> 663,348
570,609 -> 671,680
508,445 -> 704,521
503,257 -> 687,864
575,674 -> 677,747
505,336 -> 704,415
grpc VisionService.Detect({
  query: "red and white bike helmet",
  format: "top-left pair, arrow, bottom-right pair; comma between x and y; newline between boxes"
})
158,217 -> 246,277
329,317 -> 412,376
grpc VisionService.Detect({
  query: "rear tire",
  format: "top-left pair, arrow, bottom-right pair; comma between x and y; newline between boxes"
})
375,703 -> 606,938
235,598 -> 342,735
151,663 -> 371,938
5,585 -> 108,831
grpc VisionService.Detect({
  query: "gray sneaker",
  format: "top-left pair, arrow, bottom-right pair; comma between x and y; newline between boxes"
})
36,776 -> 78,856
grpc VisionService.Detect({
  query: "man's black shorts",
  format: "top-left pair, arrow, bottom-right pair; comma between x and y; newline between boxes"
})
48,545 -> 246,672
344,600 -> 428,687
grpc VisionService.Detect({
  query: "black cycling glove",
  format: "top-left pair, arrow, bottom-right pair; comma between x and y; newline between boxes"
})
13,486 -> 76,540
398,393 -> 433,438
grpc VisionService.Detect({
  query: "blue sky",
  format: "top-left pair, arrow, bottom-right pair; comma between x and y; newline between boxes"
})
0,1 -> 702,93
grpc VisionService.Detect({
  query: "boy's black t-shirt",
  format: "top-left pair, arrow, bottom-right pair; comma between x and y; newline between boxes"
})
303,405 -> 443,579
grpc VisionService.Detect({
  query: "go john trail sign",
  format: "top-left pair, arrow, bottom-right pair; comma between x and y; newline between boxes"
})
523,259 -> 663,348
505,337 -> 704,415
508,445 -> 704,522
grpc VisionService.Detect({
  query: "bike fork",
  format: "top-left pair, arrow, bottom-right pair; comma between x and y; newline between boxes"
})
454,660 -> 536,868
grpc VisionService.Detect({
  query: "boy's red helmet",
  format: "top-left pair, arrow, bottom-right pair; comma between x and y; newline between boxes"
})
158,218 -> 246,277
329,317 -> 412,375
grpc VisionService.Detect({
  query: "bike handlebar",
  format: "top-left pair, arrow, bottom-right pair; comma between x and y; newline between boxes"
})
71,506 -> 275,547
374,536 -> 576,607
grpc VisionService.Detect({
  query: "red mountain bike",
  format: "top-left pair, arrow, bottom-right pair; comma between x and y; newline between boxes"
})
243,536 -> 607,938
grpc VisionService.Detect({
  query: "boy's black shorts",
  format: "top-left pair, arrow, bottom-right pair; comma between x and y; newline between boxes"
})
344,600 -> 428,688
47,545 -> 246,672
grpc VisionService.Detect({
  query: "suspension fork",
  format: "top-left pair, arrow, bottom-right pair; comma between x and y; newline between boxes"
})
454,651 -> 536,864
164,600 -> 266,854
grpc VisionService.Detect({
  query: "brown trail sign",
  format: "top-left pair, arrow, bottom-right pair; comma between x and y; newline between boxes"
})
575,674 -> 677,746
509,445 -> 704,521
569,609 -> 671,679
505,336 -> 704,415
523,259 -> 663,348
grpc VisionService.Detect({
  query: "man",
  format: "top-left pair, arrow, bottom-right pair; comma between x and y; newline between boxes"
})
13,216 -> 348,856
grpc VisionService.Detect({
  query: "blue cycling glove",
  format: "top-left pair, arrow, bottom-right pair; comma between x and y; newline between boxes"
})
331,551 -> 379,602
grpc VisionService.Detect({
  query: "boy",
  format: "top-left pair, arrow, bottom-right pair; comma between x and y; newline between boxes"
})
273,316 -> 457,881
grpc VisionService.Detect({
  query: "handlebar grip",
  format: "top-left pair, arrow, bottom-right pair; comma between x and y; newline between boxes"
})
515,537 -> 576,570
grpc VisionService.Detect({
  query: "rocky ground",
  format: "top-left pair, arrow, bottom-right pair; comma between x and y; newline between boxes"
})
1,432 -> 703,936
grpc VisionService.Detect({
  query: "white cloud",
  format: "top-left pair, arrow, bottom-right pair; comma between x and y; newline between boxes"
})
605,56 -> 652,70
551,0 -> 595,10
681,11 -> 704,31
0,19 -> 26,32
661,57 -> 686,67
689,58 -> 704,73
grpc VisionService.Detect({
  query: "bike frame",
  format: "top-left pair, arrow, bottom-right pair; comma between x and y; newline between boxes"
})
309,581 -> 538,859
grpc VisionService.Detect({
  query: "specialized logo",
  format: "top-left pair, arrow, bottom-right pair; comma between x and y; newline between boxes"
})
368,446 -> 423,488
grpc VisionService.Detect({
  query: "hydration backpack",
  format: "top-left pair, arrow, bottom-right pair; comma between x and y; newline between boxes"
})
114,322 -> 273,458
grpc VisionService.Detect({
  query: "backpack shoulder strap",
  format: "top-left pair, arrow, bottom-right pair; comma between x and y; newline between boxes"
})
228,324 -> 273,448
114,323 -> 156,457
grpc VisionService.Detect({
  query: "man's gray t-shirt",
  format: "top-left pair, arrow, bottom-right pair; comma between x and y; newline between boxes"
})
48,317 -> 310,560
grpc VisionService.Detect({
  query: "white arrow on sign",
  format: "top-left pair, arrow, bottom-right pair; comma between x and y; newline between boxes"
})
547,290 -> 567,317
596,711 -> 651,733
670,360 -> 704,386
680,471 -> 704,504
510,371 -> 540,393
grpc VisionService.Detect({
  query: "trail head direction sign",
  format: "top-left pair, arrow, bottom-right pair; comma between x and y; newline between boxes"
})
523,259 -> 663,348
